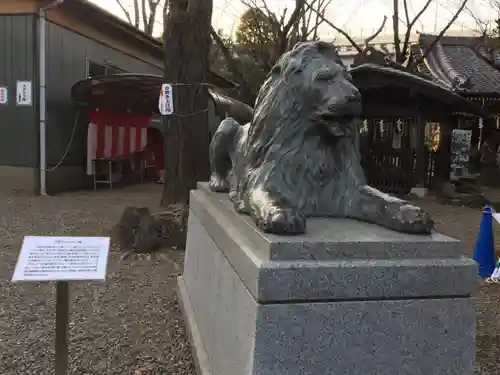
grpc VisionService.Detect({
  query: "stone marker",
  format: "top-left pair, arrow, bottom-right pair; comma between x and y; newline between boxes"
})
178,183 -> 478,375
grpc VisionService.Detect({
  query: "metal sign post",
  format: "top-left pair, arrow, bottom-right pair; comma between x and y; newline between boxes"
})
55,281 -> 69,375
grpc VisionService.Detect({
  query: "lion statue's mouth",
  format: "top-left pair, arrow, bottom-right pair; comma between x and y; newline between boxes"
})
319,114 -> 358,137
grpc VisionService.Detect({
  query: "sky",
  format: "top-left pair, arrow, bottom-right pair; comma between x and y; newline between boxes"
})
90,0 -> 496,39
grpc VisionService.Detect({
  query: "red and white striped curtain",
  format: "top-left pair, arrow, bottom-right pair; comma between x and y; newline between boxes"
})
86,109 -> 152,175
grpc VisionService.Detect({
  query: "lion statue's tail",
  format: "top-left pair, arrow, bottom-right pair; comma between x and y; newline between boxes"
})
208,117 -> 246,193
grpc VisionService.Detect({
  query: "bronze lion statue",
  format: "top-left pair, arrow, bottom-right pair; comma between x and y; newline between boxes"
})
208,41 -> 433,235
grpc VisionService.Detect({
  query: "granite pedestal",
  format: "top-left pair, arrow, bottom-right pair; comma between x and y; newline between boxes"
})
178,183 -> 478,375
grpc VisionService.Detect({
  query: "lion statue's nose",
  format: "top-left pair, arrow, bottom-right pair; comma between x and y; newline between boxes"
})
347,91 -> 362,104
328,92 -> 362,116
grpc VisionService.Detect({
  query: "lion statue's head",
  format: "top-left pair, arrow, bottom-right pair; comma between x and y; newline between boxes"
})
248,41 -> 362,149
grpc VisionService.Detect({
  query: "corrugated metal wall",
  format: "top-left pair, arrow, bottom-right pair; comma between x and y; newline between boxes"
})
45,21 -> 163,168
0,14 -> 37,167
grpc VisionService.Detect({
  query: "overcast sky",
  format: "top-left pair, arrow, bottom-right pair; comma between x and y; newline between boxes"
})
91,0 -> 495,38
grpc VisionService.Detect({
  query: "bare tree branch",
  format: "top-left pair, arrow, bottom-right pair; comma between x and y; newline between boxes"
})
133,0 -> 140,28
240,0 -> 308,62
240,0 -> 281,40
279,8 -> 288,26
409,0 -> 470,69
146,0 -> 161,35
114,0 -> 133,25
304,0 -> 362,52
402,0 -> 411,27
210,27 -> 256,103
309,0 -> 332,40
302,0 -> 315,38
141,0 -> 148,32
393,0 -> 401,62
299,0 -> 311,41
114,0 -> 167,35
282,0 -> 305,37
400,0 -> 432,60
364,15 -> 388,48
463,3 -> 490,37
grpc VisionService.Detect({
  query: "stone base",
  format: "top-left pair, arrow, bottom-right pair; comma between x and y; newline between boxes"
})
179,183 -> 477,375
410,186 -> 428,198
178,276 -> 212,375
0,165 -> 37,194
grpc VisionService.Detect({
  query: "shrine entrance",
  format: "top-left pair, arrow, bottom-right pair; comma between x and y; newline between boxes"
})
360,117 -> 416,195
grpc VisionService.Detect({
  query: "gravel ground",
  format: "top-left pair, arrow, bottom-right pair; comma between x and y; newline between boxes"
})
1,184 -> 500,374
0,185 -> 194,375
415,193 -> 500,375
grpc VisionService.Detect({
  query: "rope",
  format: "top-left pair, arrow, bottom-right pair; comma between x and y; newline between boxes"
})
45,111 -> 80,172
167,108 -> 208,117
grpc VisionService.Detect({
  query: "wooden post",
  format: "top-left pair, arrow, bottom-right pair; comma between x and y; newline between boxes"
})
415,112 -> 427,188
435,115 -> 453,188
55,281 -> 69,375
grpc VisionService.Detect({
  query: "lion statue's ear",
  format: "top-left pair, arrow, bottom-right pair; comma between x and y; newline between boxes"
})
292,41 -> 307,51
269,64 -> 281,76
315,41 -> 341,58
316,41 -> 334,52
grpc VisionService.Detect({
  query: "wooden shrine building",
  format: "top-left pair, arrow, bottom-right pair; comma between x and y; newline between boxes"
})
411,34 -> 500,183
349,47 -> 489,195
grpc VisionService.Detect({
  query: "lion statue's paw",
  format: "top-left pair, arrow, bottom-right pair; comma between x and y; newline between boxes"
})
257,207 -> 306,235
233,200 -> 247,214
390,204 -> 434,234
209,173 -> 230,192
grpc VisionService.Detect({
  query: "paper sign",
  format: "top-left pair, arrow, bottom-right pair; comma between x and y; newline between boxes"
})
12,236 -> 110,282
16,80 -> 32,106
451,129 -> 472,165
493,213 -> 500,225
0,87 -> 7,104
159,83 -> 174,115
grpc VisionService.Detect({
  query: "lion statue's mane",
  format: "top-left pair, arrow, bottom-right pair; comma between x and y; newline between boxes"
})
208,41 -> 433,235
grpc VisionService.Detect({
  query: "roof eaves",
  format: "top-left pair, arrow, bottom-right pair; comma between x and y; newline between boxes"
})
57,1 -> 236,89
67,0 -> 163,49
418,33 -> 479,48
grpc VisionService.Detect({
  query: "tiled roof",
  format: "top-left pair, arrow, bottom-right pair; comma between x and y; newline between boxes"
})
349,63 -> 489,117
413,34 -> 500,95
410,44 -> 451,89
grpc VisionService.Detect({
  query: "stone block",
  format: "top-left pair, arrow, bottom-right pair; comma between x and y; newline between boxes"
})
178,184 -> 478,375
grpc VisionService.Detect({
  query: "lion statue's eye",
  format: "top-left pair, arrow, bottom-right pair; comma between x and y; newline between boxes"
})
316,72 -> 336,81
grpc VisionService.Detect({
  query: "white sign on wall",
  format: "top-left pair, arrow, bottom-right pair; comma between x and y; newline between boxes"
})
159,83 -> 174,115
0,87 -> 8,104
16,80 -> 32,106
451,129 -> 473,165
12,236 -> 110,282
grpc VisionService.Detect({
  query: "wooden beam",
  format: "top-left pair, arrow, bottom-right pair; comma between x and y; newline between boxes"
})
0,0 -> 38,13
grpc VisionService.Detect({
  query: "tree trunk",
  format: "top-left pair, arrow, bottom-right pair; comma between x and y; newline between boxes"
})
161,0 -> 213,206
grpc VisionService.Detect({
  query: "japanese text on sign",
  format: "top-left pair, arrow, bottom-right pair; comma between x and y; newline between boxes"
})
0,87 -> 8,104
12,236 -> 110,282
16,81 -> 32,106
159,83 -> 174,115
